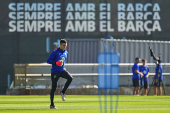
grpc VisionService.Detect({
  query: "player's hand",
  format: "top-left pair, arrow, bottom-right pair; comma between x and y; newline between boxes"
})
145,75 -> 148,78
56,61 -> 62,66
140,73 -> 143,77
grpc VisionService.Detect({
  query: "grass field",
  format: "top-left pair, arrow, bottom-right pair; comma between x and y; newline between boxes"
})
0,95 -> 170,113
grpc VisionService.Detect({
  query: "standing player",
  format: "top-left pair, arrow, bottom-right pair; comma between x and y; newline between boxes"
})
139,59 -> 150,96
132,58 -> 143,96
47,39 -> 73,109
154,57 -> 163,96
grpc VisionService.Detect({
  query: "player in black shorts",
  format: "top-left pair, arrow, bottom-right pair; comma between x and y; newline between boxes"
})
132,58 -> 143,96
47,39 -> 73,109
139,59 -> 150,96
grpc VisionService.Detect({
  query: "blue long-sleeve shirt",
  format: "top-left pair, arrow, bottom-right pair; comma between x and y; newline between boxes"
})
47,48 -> 68,73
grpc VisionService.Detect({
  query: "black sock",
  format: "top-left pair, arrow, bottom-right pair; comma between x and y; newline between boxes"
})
61,90 -> 65,94
50,89 -> 55,105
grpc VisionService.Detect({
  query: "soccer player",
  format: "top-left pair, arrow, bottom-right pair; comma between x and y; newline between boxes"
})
47,39 -> 73,109
139,59 -> 150,96
154,57 -> 163,96
132,58 -> 143,96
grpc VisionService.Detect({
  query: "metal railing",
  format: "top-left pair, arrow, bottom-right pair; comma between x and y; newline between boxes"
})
14,63 -> 170,89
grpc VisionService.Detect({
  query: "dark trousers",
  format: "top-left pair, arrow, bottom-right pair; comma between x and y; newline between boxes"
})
50,70 -> 73,105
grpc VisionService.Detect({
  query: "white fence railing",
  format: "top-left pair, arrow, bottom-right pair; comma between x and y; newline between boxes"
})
14,63 -> 170,89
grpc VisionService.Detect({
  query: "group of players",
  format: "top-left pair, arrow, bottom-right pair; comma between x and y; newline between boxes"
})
132,57 -> 163,96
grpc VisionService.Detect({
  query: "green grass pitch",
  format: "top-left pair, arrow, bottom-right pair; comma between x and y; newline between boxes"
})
0,95 -> 170,113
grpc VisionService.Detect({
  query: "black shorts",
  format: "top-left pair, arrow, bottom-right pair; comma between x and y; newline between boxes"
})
133,79 -> 140,87
140,81 -> 149,89
51,70 -> 73,88
154,80 -> 162,87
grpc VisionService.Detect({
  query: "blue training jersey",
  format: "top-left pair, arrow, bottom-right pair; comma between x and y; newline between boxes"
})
47,48 -> 68,73
139,65 -> 150,81
132,63 -> 140,79
154,65 -> 163,80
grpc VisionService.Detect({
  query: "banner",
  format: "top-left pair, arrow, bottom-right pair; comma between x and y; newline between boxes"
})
3,0 -> 169,38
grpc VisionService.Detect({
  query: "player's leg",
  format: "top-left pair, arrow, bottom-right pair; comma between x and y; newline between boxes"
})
133,79 -> 136,95
144,81 -> 148,96
154,86 -> 157,96
60,70 -> 73,100
139,79 -> 143,95
133,79 -> 140,95
133,87 -> 136,95
136,86 -> 140,96
136,79 -> 140,95
158,87 -> 162,95
154,81 -> 158,96
144,89 -> 147,96
50,72 -> 60,108
133,87 -> 137,95
61,70 -> 73,94
158,80 -> 162,95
